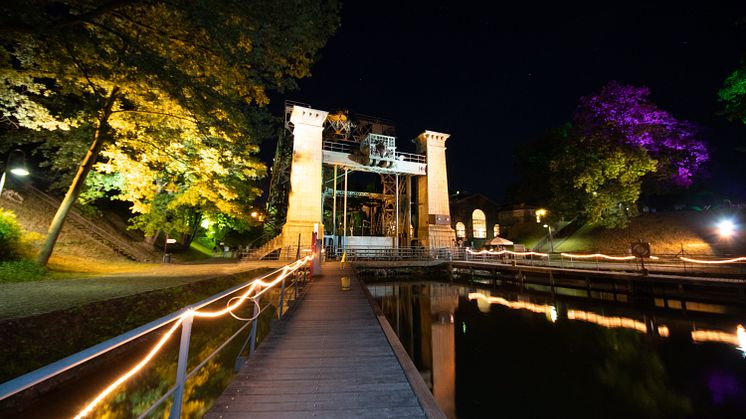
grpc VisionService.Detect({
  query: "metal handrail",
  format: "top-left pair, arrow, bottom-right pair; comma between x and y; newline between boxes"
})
323,140 -> 426,164
0,259 -> 312,417
322,139 -> 356,153
394,150 -> 427,164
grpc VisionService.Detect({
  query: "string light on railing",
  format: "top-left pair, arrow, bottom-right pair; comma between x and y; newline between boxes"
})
680,256 -> 746,264
74,318 -> 184,419
192,257 -> 310,319
74,255 -> 312,419
466,248 -> 549,257
560,253 -> 636,261
225,295 -> 262,322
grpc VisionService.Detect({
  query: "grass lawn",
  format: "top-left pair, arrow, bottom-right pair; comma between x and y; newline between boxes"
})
553,211 -> 722,255
0,261 -> 280,320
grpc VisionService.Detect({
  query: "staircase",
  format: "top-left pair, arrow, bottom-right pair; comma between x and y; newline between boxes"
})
533,216 -> 582,252
242,234 -> 284,260
24,186 -> 154,262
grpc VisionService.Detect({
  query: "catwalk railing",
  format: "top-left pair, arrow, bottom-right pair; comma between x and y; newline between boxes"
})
322,140 -> 427,163
0,258 -> 312,418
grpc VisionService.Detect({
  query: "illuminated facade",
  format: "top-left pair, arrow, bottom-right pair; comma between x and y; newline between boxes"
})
450,192 -> 501,247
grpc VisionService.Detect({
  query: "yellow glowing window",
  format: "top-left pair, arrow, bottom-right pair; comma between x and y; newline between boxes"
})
493,224 -> 500,237
456,222 -> 466,238
472,209 -> 486,238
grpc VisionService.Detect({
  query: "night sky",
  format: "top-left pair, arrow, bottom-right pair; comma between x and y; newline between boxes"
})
269,1 -> 746,204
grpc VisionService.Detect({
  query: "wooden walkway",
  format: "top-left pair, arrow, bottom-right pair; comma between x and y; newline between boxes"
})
206,263 -> 440,418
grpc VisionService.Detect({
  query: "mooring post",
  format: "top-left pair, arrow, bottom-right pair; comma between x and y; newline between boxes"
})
169,312 -> 194,419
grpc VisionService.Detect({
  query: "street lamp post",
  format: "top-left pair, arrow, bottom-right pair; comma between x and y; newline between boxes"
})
0,150 -> 30,196
536,209 -> 554,253
543,224 -> 554,252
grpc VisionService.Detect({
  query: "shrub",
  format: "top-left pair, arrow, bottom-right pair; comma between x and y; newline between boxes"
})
0,209 -> 23,261
0,259 -> 46,282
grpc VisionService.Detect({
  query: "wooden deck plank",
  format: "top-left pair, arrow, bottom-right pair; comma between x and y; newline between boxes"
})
206,263 -> 432,418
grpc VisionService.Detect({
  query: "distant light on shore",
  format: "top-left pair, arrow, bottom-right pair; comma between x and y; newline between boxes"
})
717,220 -> 736,238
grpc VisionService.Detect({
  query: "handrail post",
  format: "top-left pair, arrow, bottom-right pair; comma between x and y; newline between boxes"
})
278,277 -> 286,320
169,312 -> 194,419
249,295 -> 261,359
294,271 -> 299,300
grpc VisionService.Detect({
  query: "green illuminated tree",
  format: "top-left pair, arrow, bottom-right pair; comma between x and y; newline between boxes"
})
0,0 -> 339,263
720,58 -> 746,129
549,128 -> 657,228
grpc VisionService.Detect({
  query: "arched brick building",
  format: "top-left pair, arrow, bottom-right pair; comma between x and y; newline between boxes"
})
449,192 -> 502,248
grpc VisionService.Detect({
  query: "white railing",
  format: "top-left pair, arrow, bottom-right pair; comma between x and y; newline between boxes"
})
0,258 -> 313,418
322,140 -> 426,164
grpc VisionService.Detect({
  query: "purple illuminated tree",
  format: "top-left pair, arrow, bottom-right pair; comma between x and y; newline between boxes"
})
549,82 -> 708,228
575,82 -> 708,187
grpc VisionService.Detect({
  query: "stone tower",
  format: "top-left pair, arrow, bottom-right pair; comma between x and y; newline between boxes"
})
281,106 -> 328,252
414,131 -> 455,248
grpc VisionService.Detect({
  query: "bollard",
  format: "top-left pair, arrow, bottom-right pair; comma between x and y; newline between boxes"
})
340,276 -> 351,291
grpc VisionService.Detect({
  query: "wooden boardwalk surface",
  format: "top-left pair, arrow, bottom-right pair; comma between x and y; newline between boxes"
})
206,263 -> 435,418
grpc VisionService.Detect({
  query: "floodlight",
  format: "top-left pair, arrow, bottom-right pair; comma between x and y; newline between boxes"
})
717,219 -> 736,238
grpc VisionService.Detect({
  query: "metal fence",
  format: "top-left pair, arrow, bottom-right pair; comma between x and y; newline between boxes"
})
325,246 -> 452,261
0,258 -> 312,418
240,245 -> 313,261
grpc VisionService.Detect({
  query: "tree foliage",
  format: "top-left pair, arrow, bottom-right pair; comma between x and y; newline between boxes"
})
0,0 -> 339,253
575,82 -> 708,187
0,209 -> 23,261
549,125 -> 657,228
547,82 -> 708,228
720,63 -> 746,125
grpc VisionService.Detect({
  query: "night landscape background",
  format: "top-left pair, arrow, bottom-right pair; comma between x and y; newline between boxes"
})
271,1 -> 746,204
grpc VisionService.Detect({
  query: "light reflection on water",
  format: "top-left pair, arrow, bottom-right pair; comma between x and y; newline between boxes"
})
367,280 -> 746,418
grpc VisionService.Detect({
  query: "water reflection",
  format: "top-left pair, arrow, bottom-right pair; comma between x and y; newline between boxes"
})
367,280 -> 746,418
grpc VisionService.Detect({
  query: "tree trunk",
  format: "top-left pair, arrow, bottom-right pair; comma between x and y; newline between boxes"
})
37,87 -> 120,266
179,210 -> 201,248
145,231 -> 161,246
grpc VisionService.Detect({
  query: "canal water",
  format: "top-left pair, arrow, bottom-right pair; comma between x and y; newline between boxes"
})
366,277 -> 746,418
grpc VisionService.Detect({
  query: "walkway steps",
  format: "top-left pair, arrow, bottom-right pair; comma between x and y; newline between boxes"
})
207,264 -> 438,418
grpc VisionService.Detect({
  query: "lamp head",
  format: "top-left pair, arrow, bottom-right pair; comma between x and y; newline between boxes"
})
10,168 -> 29,177
7,149 -> 29,177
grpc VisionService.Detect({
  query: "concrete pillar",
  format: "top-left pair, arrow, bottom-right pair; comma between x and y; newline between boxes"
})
414,131 -> 455,248
281,106 -> 328,256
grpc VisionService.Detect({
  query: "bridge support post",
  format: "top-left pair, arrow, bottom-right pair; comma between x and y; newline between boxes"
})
169,312 -> 194,419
